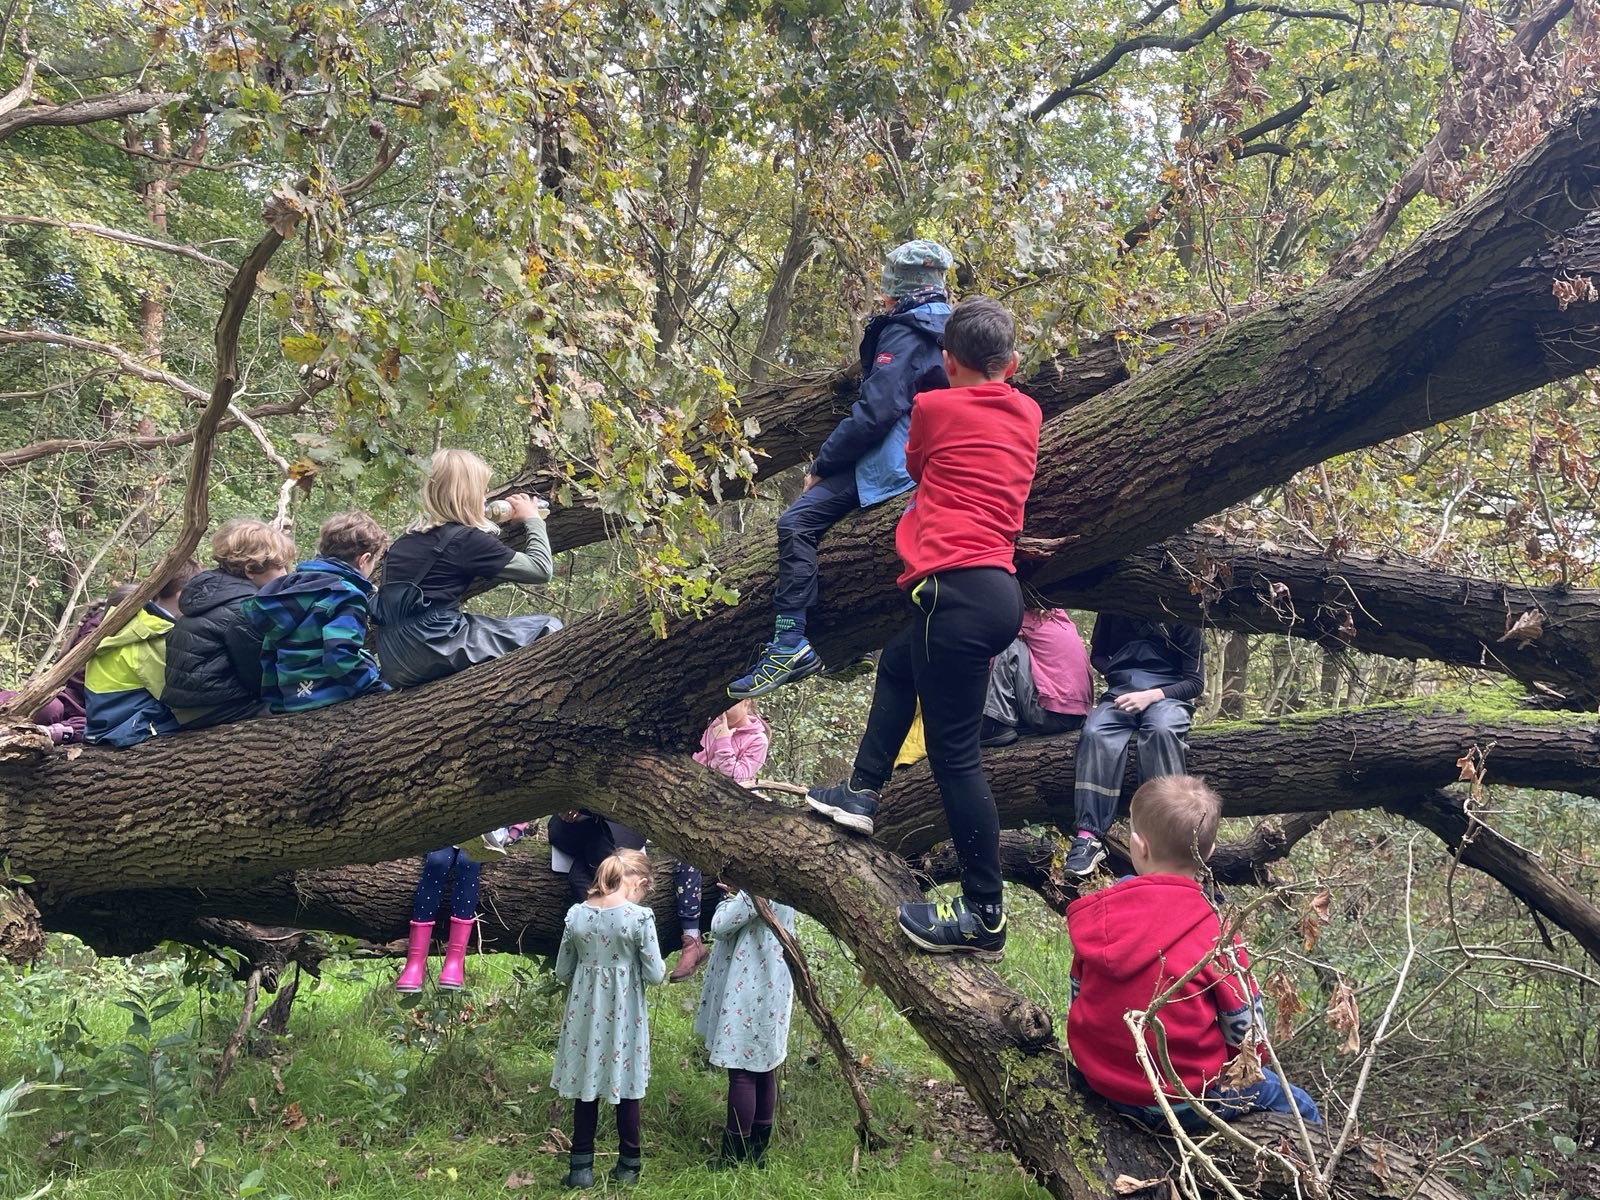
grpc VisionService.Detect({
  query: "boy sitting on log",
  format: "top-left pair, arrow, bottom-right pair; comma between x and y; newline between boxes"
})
1066,774 -> 1320,1132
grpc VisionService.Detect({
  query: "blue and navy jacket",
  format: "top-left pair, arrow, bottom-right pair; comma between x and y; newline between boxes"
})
243,557 -> 384,714
85,602 -> 181,747
812,292 -> 950,506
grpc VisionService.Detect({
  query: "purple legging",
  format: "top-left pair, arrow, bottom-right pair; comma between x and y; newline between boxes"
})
726,1067 -> 777,1137
409,847 -> 482,922
571,1098 -> 641,1155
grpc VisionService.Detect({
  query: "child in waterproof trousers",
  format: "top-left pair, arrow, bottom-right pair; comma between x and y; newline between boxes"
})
695,888 -> 795,1169
393,824 -> 529,993
551,850 -> 665,1187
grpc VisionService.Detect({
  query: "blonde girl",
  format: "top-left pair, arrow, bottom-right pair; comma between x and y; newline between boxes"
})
551,849 -> 665,1187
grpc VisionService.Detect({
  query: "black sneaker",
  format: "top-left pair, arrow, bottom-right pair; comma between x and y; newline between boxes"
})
1063,833 -> 1107,877
897,897 -> 1006,957
979,717 -> 1019,748
728,637 -> 823,699
820,652 -> 877,683
805,782 -> 879,834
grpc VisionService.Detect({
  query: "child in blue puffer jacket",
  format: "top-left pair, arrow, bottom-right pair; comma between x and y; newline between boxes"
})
728,240 -> 952,699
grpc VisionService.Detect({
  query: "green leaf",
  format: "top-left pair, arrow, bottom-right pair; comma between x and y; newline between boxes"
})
281,334 -> 325,365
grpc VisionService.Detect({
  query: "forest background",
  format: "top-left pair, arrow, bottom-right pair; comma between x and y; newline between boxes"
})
0,0 -> 1597,1197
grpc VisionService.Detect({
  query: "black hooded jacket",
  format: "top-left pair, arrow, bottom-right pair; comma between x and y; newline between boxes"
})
163,569 -> 265,727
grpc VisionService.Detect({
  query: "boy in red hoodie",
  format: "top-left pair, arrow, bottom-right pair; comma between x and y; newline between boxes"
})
1066,775 -> 1320,1131
807,296 -> 1040,956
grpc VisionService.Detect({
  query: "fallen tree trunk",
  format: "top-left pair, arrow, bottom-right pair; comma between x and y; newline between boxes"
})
1047,533 -> 1600,708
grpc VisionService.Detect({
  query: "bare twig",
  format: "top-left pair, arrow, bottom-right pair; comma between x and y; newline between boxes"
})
0,213 -> 232,269
0,329 -> 207,401
209,967 -> 262,1095
0,401 -> 306,473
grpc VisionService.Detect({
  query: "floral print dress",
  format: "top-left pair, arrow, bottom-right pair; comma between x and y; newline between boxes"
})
550,901 -> 666,1102
693,892 -> 796,1072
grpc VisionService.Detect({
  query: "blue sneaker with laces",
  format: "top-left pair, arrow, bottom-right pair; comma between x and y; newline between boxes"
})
728,637 -> 823,698
897,897 -> 1006,958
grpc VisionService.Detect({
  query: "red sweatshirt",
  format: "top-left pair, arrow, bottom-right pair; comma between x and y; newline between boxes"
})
1066,875 -> 1264,1107
895,381 -> 1041,589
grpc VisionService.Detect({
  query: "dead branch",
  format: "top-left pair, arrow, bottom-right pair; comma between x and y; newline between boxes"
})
0,213 -> 232,270
0,89 -> 185,143
0,329 -> 208,402
0,400 -> 306,474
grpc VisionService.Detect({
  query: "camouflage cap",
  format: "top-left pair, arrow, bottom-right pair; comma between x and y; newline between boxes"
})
879,239 -> 953,298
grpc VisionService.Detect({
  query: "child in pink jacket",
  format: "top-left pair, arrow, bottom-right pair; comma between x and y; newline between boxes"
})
671,700 -> 771,981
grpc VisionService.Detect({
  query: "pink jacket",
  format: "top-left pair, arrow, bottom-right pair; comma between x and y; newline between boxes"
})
1020,609 -> 1093,716
693,715 -> 771,783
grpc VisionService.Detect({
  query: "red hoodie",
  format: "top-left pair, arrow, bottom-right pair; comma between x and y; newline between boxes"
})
895,381 -> 1041,589
1066,875 -> 1262,1107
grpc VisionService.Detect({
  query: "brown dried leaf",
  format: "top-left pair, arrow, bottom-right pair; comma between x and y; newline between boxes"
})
281,1102 -> 307,1131
1218,1048 -> 1266,1090
1326,979 -> 1362,1055
1114,1175 -> 1165,1195
536,1127 -> 570,1155
1262,970 -> 1305,1040
1299,890 -> 1331,951
1373,1142 -> 1392,1184
1498,608 -> 1544,649
189,1139 -> 205,1169
504,1171 -> 537,1189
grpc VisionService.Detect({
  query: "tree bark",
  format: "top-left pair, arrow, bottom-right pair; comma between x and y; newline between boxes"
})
1046,533 -> 1600,707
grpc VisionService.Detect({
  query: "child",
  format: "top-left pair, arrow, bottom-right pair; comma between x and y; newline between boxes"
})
549,811 -> 647,905
671,699 -> 771,983
0,583 -> 134,746
394,825 -> 529,992
728,240 -> 953,698
551,850 -> 665,1188
695,888 -> 795,1169
375,449 -> 563,946
981,606 -> 1093,746
373,447 -> 560,686
164,519 -> 297,730
807,296 -> 1041,956
243,512 -> 388,714
1063,613 -> 1204,876
85,562 -> 199,746
1066,775 -> 1320,1132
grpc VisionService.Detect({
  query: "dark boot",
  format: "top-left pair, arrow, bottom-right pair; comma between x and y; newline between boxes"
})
560,1152 -> 594,1188
609,1152 -> 642,1185
749,1123 -> 772,1168
706,1128 -> 747,1170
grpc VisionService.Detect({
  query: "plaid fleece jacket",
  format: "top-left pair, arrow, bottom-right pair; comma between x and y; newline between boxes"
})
242,557 -> 385,714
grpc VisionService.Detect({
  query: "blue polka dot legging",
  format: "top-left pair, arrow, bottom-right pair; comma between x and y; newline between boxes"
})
410,846 -> 482,922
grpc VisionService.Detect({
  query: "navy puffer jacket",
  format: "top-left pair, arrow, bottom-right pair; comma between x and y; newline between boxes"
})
163,569 -> 265,726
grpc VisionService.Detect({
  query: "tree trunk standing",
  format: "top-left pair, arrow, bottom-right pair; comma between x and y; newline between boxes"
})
747,187 -> 813,383
1221,631 -> 1250,718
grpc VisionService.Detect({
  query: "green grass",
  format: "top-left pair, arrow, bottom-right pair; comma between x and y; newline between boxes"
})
0,903 -> 1065,1200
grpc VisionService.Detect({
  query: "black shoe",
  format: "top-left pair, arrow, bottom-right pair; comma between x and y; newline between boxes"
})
609,1153 -> 642,1185
706,1129 -> 747,1171
820,652 -> 877,683
749,1124 -> 772,1168
979,717 -> 1019,748
897,897 -> 1006,957
806,782 -> 879,835
560,1152 -> 594,1188
1063,833 -> 1107,877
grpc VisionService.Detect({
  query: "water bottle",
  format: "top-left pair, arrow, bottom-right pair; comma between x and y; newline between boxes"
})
485,499 -> 513,522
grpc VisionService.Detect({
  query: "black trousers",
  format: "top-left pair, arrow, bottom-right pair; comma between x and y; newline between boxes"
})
852,567 -> 1023,905
773,472 -> 860,615
549,813 -> 645,905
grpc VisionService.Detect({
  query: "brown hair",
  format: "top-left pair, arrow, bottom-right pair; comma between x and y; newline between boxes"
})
212,518 -> 296,577
317,512 -> 388,565
587,848 -> 652,900
154,559 -> 201,604
1129,775 -> 1222,867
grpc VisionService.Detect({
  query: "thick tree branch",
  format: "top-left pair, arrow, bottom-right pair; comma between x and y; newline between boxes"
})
0,89 -> 184,142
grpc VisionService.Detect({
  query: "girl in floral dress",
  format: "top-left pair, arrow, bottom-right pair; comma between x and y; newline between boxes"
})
550,850 -> 665,1187
695,888 -> 796,1168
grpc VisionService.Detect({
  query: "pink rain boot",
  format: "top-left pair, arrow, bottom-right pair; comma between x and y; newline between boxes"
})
437,916 -> 475,989
395,920 -> 434,993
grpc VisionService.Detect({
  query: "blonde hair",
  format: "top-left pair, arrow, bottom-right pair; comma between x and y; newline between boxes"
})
1129,775 -> 1222,867
212,518 -> 296,577
588,849 -> 652,900
420,448 -> 496,532
317,511 -> 389,564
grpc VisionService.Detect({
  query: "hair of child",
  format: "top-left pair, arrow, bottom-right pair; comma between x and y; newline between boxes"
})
94,583 -> 138,617
317,511 -> 389,564
212,518 -> 296,578
941,296 -> 1016,378
419,448 -> 498,532
1129,774 -> 1222,867
587,848 -> 652,900
155,559 -> 201,603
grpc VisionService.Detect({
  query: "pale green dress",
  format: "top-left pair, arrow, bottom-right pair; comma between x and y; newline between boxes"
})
693,892 -> 796,1072
551,901 -> 666,1102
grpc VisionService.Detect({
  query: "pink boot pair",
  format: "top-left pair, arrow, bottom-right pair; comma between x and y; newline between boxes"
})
394,917 -> 475,992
